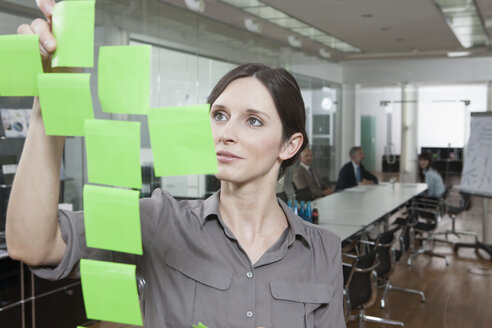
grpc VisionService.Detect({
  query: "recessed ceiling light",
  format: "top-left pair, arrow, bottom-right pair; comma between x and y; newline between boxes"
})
184,0 -> 205,13
447,51 -> 471,57
244,18 -> 262,33
288,35 -> 302,48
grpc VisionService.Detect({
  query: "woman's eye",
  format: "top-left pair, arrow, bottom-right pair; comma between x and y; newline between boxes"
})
213,111 -> 227,121
247,117 -> 263,126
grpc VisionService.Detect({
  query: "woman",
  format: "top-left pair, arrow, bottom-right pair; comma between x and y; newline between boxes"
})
419,152 -> 445,198
6,1 -> 345,327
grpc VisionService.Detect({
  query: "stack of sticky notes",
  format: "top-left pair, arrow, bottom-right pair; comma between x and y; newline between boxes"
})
1,0 -> 219,326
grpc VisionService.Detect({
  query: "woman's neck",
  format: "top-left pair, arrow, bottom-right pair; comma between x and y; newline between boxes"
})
218,174 -> 287,243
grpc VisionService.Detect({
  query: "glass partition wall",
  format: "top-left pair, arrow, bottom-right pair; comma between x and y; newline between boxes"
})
0,1 -> 341,211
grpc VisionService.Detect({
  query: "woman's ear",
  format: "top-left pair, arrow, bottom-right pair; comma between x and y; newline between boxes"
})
279,133 -> 303,161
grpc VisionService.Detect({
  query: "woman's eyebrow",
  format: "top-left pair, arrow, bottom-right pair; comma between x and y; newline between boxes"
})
246,108 -> 271,119
211,104 -> 226,110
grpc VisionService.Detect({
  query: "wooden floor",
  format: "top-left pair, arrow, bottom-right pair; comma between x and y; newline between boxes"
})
86,199 -> 492,328
347,199 -> 492,328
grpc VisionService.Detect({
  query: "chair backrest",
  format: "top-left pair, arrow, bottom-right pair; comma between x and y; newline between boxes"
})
374,228 -> 398,278
343,251 -> 379,310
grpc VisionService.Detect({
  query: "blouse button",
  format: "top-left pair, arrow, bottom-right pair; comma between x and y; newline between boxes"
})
246,311 -> 254,318
246,271 -> 253,278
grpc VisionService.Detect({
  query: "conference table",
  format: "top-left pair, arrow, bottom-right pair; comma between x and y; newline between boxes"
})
318,182 -> 428,242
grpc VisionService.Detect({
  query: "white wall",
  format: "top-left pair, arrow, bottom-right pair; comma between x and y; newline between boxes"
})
418,83 -> 488,150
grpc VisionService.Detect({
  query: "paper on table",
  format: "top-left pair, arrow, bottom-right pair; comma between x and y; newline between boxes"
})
148,104 -> 218,177
80,259 -> 143,326
0,34 -> 43,96
85,119 -> 142,189
98,45 -> 150,115
37,73 -> 94,136
83,184 -> 142,254
51,0 -> 96,67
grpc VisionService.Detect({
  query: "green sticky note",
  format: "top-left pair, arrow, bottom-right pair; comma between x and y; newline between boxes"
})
148,104 -> 218,177
98,45 -> 150,115
51,0 -> 96,67
84,184 -> 142,255
37,73 -> 94,136
85,119 -> 142,189
0,34 -> 43,96
192,323 -> 209,328
80,259 -> 142,326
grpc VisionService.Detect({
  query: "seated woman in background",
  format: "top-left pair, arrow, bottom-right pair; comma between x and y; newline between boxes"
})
419,153 -> 445,198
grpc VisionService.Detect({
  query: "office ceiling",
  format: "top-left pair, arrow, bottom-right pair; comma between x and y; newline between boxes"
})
159,0 -> 492,61
1,0 -> 491,62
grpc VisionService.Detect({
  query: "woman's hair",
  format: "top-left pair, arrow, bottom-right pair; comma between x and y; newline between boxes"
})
207,63 -> 308,173
419,152 -> 436,170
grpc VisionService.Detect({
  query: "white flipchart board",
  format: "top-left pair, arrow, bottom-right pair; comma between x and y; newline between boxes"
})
460,112 -> 492,197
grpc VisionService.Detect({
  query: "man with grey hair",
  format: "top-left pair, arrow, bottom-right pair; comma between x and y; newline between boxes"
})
335,146 -> 378,191
293,148 -> 333,199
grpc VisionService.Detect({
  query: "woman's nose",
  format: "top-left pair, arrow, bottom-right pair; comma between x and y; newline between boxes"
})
218,119 -> 238,144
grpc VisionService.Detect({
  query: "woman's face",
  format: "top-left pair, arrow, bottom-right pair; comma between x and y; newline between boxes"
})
419,158 -> 429,169
210,77 -> 292,184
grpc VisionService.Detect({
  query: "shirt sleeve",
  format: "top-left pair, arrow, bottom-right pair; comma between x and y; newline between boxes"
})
314,231 -> 346,327
29,188 -> 169,280
29,208 -> 114,280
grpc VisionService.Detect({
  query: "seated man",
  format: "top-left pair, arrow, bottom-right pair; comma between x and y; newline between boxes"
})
336,146 -> 378,191
293,148 -> 333,199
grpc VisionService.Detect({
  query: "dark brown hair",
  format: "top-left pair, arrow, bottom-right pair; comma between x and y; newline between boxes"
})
207,63 -> 308,173
419,152 -> 437,170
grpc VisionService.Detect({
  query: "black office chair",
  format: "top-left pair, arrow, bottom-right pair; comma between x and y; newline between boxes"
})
403,187 -> 452,263
362,227 -> 426,309
343,245 -> 404,327
406,197 -> 449,266
433,190 -> 477,241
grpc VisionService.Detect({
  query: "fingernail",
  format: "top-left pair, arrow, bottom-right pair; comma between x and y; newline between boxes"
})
43,3 -> 53,15
44,38 -> 55,51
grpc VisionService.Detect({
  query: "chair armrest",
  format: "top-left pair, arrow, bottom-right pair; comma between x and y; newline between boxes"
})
354,259 -> 381,273
359,240 -> 376,246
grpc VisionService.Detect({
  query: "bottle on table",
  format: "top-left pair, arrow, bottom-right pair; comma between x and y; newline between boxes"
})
311,202 -> 319,225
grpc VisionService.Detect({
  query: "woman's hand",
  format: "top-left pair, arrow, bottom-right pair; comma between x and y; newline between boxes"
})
17,0 -> 80,73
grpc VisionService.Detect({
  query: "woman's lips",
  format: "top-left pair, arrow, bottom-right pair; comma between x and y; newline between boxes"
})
216,151 -> 243,163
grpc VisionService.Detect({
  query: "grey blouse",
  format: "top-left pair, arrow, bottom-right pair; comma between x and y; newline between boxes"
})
31,189 -> 345,328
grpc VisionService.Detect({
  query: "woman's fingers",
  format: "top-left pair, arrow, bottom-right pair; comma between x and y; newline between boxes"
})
35,0 -> 56,22
30,18 -> 56,58
17,24 -> 34,35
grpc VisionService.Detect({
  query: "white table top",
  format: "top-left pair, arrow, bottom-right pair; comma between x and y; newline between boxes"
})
320,224 -> 363,241
317,182 -> 427,240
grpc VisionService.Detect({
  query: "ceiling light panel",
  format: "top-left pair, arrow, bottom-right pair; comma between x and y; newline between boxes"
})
434,0 -> 489,48
218,0 -> 360,53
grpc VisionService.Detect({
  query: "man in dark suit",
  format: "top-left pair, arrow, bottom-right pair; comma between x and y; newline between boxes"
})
335,146 -> 378,191
293,148 -> 334,199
